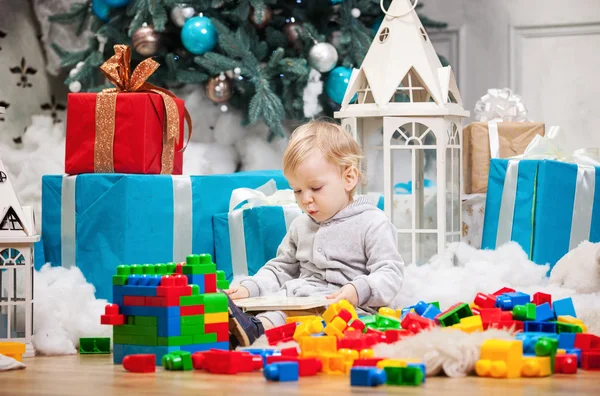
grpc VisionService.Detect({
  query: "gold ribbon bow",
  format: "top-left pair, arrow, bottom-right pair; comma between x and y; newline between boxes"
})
95,44 -> 192,174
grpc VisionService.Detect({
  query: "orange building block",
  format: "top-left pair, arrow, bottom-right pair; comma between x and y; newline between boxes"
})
0,342 -> 26,362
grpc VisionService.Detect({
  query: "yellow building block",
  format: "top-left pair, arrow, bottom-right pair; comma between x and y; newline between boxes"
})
459,315 -> 483,333
204,312 -> 228,324
521,356 -> 551,377
322,300 -> 357,324
376,359 -> 408,369
557,316 -> 588,333
324,316 -> 347,340
360,349 -> 375,359
319,353 -> 351,374
475,340 -> 523,378
293,318 -> 324,342
286,315 -> 320,324
299,336 -> 337,357
378,307 -> 398,319
0,342 -> 26,362
557,349 -> 566,355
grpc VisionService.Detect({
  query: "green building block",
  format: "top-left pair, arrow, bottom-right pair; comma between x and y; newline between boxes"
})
375,314 -> 401,330
190,284 -> 200,295
556,322 -> 583,334
79,337 -> 111,354
180,315 -> 205,326
127,316 -> 135,325
180,295 -> 205,306
134,316 -> 158,327
166,262 -> 177,274
130,264 -> 144,275
142,264 -> 156,275
114,324 -> 157,337
186,254 -> 201,265
217,280 -> 230,290
437,303 -> 473,327
116,265 -> 131,276
113,334 -> 158,346
112,275 -> 128,286
384,366 -> 424,386
158,336 -> 194,347
182,264 -> 216,275
203,293 -> 228,313
429,301 -> 440,310
216,270 -> 226,281
154,263 -> 168,275
512,303 -> 537,321
193,333 -> 217,344
162,351 -> 193,371
360,315 -> 377,331
181,325 -> 205,336
535,337 -> 558,372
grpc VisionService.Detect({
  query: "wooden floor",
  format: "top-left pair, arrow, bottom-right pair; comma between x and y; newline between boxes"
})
1,355 -> 599,396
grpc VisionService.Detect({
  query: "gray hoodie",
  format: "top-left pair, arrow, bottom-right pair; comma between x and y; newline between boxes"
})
239,195 -> 405,307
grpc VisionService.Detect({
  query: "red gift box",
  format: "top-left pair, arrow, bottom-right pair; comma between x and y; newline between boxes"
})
65,92 -> 185,175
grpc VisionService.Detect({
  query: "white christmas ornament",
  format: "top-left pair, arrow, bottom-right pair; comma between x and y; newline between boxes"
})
69,68 -> 78,78
351,8 -> 361,18
308,42 -> 338,73
69,81 -> 82,93
170,4 -> 196,28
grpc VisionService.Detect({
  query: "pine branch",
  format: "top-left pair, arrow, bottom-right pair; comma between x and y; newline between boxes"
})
338,1 -> 372,67
194,52 -> 240,74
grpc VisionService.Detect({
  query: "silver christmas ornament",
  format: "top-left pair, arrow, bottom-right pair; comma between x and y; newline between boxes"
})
170,4 -> 196,28
308,42 -> 338,73
132,25 -> 162,57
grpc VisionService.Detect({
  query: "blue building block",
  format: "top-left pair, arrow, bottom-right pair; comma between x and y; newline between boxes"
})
113,344 -> 125,364
524,321 -> 557,333
127,275 -> 162,286
535,303 -> 554,322
516,332 -> 559,355
115,285 -> 158,297
558,333 -> 576,349
264,362 -> 299,382
553,298 -> 576,318
121,306 -> 180,317
185,274 -> 206,293
407,363 -> 426,383
565,348 -> 582,367
122,344 -> 181,366
400,305 -> 415,320
414,301 -> 442,321
157,316 -> 181,337
241,348 -> 280,365
350,367 -> 387,387
495,292 -> 530,310
180,341 -> 229,354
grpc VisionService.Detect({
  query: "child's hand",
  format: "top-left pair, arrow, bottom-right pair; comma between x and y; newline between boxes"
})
225,286 -> 250,300
326,284 -> 359,306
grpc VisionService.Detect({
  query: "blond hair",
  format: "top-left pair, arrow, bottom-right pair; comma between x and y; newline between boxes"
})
283,119 -> 363,195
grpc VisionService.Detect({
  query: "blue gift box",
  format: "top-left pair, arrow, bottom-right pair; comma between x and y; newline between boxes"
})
41,171 -> 289,300
213,205 -> 302,281
482,159 -> 600,268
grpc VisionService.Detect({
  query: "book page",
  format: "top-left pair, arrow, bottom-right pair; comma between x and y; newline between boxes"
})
234,295 -> 330,312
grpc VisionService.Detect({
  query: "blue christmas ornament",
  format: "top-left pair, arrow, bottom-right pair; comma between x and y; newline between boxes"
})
325,66 -> 352,105
329,0 -> 344,4
91,0 -> 111,22
103,0 -> 131,7
181,16 -> 218,55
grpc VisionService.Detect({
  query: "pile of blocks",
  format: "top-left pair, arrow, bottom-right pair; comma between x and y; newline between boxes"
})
101,254 -> 230,365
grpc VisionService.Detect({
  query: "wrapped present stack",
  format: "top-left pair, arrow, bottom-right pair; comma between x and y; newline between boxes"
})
101,254 -> 231,365
41,44 -> 290,300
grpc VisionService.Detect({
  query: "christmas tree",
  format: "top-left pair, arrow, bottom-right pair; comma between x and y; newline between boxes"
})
50,0 -> 447,140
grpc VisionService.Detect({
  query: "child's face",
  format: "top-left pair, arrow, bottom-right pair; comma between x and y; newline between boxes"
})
287,150 -> 357,222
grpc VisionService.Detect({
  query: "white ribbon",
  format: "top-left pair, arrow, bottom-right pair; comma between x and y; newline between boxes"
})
488,120 -> 501,159
172,176 -> 192,262
61,175 -> 77,269
495,125 -> 600,251
228,180 -> 299,278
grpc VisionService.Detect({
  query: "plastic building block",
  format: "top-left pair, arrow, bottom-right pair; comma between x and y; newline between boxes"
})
401,313 -> 435,333
407,362 -> 426,382
204,312 -> 227,324
557,322 -> 583,334
512,303 -> 536,321
523,321 -> 556,333
101,304 -> 125,325
384,366 -> 424,386
350,367 -> 387,387
521,356 -> 551,377
320,352 -> 351,374
492,287 -> 516,296
436,303 -> 473,327
535,337 -> 558,372
376,359 -> 408,368
452,315 -> 483,333
384,329 -> 413,343
475,340 -> 523,378
375,314 -> 401,330
495,292 -> 530,311
157,316 -> 180,337
295,357 -> 322,376
359,350 -> 374,359
487,320 -> 524,332
122,354 -> 156,373
555,354 -> 578,374
265,323 -> 297,346
179,341 -> 229,354
535,303 -> 554,322
324,316 -> 349,339
264,362 -> 299,382
202,292 -> 228,313
516,333 -> 557,355
121,305 -> 181,317
286,315 -> 320,324
553,297 -> 576,318
581,351 -> 600,370
349,318 -> 365,332
558,316 -> 587,333
558,333 -> 576,349
180,305 -> 204,316
240,348 -> 279,365
532,292 -> 552,307
204,273 -> 217,293
378,307 -> 398,318
322,300 -> 357,324
192,349 -> 263,374
353,357 -> 384,367
474,293 -> 497,309
565,348 -> 582,367
79,337 -> 111,354
205,322 -> 229,342
162,351 -> 193,371
293,318 -> 324,341
299,336 -> 337,357
0,342 -> 26,362
574,333 -> 600,351
413,301 -> 442,320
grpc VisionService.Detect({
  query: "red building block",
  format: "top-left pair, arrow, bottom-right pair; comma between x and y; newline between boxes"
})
145,295 -> 180,307
192,349 -> 263,374
350,319 -> 365,332
384,329 -> 413,344
492,287 -> 516,296
204,273 -> 217,293
336,309 -> 353,323
175,263 -> 184,274
401,313 -> 435,334
353,358 -> 384,367
265,323 -> 297,346
474,293 -> 497,309
532,292 -> 552,307
180,305 -> 205,316
338,332 -> 381,350
486,320 -> 524,332
205,322 -> 228,342
479,308 -> 512,324
123,296 -> 146,306
555,354 -> 578,374
100,304 -> 125,326
123,354 -> 156,373
265,356 -> 322,376
582,351 -> 600,370
575,334 -> 600,352
280,347 -> 299,357
156,275 -> 192,298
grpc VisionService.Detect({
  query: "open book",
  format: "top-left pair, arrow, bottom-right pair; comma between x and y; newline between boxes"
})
234,296 -> 330,312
